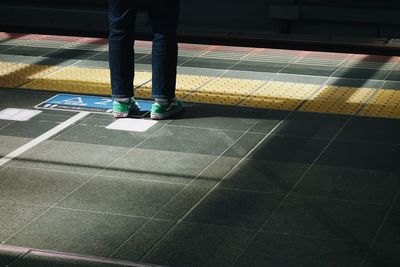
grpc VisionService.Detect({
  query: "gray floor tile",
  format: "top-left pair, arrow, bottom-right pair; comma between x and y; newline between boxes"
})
13,140 -> 131,174
382,81 -> 400,89
248,110 -> 289,134
100,148 -> 216,184
332,68 -> 391,80
221,70 -> 274,80
274,112 -> 348,139
154,157 -> 241,221
0,120 -> 11,129
14,250 -> 143,267
0,245 -> 29,267
375,204 -> 400,246
317,140 -> 400,172
337,116 -> 400,145
112,219 -> 175,262
142,222 -> 255,267
0,89 -> 58,109
169,104 -> 266,131
45,49 -> 99,60
222,133 -> 265,158
272,73 -> 328,84
6,208 -> 147,257
231,61 -> 287,73
54,119 -> 165,148
0,201 -> 46,242
325,78 -> 383,88
182,58 -> 238,70
73,60 -> 110,69
0,167 -> 91,206
293,165 -> 400,204
0,114 -> 63,139
190,156 -> 241,188
137,126 -> 243,156
57,176 -> 185,217
1,46 -> 56,57
249,135 -> 329,164
177,66 -> 223,77
154,185 -> 211,221
362,243 -> 400,267
233,232 -> 367,267
263,196 -> 387,243
220,159 -> 309,194
385,71 -> 400,82
184,188 -> 283,229
0,135 -> 31,157
281,64 -> 337,77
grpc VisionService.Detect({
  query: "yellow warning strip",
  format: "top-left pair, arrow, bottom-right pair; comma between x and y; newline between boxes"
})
361,89 -> 400,119
1,61 -> 400,119
299,85 -> 376,115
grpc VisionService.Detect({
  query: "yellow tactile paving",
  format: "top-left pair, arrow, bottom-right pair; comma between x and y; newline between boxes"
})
361,89 -> 400,119
195,77 -> 264,95
240,81 -> 319,110
1,61 -> 399,119
183,77 -> 264,105
299,85 -> 376,115
0,63 -> 60,88
136,74 -> 214,99
21,67 -> 152,95
184,92 -> 244,105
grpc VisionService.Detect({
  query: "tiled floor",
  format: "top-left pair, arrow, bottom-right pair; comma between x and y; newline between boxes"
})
0,33 -> 400,267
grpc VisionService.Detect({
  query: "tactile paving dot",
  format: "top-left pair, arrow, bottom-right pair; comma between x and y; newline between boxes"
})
21,67 -> 151,95
195,77 -> 264,96
299,85 -> 376,115
184,92 -> 243,105
0,63 -> 60,88
361,89 -> 400,118
0,61 -> 19,74
239,81 -> 319,110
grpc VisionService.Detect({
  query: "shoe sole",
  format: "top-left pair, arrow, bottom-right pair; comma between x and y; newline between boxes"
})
113,112 -> 129,118
150,106 -> 183,120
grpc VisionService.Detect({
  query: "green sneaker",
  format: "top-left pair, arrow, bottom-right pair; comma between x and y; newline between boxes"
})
150,99 -> 183,120
113,98 -> 140,118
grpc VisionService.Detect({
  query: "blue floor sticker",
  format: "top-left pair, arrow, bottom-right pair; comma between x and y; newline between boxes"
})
36,94 -> 152,117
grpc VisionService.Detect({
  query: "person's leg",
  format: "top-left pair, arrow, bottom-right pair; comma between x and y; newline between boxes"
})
108,0 -> 139,117
148,0 -> 183,119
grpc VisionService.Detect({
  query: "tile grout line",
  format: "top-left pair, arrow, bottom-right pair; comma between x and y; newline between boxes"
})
1,119 -> 173,245
356,64 -> 396,117
135,112 -> 293,261
230,113 -> 354,267
108,110 -> 283,258
358,190 -> 400,267
1,113 -> 97,171
368,191 -> 400,244
0,112 -> 91,170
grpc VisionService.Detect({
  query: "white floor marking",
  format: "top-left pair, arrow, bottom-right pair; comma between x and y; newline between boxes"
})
0,108 -> 42,121
106,118 -> 158,132
0,111 -> 90,167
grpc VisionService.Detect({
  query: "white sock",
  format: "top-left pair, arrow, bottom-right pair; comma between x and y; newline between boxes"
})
115,97 -> 130,103
155,98 -> 170,107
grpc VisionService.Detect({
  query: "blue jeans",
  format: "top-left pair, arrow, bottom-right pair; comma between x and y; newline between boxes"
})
108,0 -> 179,99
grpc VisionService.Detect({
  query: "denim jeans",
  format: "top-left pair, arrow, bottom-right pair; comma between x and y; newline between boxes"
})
108,0 -> 179,99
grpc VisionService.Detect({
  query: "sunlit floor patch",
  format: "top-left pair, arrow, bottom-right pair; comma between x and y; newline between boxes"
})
0,108 -> 41,121
299,85 -> 376,115
106,118 -> 158,132
361,89 -> 400,118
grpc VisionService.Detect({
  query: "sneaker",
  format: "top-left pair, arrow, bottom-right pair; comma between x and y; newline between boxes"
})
113,98 -> 140,118
150,99 -> 183,120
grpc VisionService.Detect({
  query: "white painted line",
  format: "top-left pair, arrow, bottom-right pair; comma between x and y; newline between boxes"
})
106,118 -> 158,132
0,108 -> 42,121
0,111 -> 90,168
